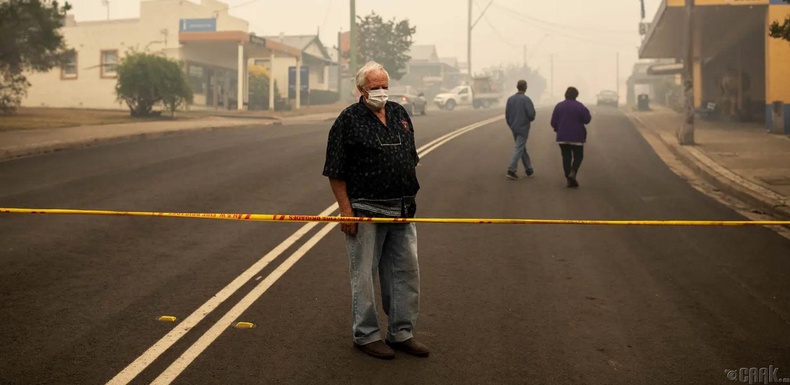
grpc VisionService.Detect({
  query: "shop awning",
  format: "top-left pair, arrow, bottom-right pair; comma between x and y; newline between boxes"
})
639,0 -> 770,59
639,0 -> 688,59
179,31 -> 302,59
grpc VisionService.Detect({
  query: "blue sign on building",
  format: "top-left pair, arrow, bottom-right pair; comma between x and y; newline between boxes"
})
288,66 -> 310,100
179,18 -> 217,32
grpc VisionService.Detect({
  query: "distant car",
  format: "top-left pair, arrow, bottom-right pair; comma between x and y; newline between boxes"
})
389,87 -> 427,116
597,90 -> 619,107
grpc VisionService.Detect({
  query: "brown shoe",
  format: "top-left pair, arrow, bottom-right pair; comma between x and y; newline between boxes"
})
354,340 -> 395,360
387,338 -> 430,357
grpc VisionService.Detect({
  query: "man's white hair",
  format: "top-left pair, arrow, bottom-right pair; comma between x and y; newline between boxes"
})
355,61 -> 389,89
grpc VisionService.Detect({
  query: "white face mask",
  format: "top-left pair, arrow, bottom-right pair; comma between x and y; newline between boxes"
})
366,88 -> 388,109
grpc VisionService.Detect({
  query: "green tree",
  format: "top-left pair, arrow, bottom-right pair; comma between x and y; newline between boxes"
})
768,0 -> 790,42
349,12 -> 416,81
115,51 -> 192,117
0,0 -> 73,114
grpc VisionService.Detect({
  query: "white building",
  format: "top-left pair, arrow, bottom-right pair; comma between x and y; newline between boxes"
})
24,0 -> 302,111
256,35 -> 335,102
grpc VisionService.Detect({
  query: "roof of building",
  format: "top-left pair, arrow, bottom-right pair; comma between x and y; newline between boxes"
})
408,45 -> 439,62
439,57 -> 459,68
263,35 -> 314,50
262,34 -> 333,62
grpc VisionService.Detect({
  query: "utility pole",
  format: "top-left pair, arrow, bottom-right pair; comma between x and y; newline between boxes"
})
678,0 -> 695,145
349,0 -> 357,81
467,0 -> 472,78
467,0 -> 494,79
337,30 -> 343,102
616,52 -> 620,100
523,45 -> 527,68
552,54 -> 555,98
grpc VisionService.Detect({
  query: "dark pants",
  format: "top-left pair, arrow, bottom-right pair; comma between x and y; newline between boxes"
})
559,144 -> 584,177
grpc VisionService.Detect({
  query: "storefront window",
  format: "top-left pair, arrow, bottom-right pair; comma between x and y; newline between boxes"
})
188,64 -> 205,94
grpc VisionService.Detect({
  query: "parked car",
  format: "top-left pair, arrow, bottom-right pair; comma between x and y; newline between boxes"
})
596,90 -> 619,107
389,86 -> 427,116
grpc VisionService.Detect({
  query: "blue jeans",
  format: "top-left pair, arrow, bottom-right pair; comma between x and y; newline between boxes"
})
508,130 -> 532,173
345,222 -> 420,345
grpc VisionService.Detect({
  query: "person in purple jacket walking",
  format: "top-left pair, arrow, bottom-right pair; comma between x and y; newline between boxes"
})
550,87 -> 592,188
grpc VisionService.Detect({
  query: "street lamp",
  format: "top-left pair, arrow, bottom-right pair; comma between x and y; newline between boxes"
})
527,34 -> 551,63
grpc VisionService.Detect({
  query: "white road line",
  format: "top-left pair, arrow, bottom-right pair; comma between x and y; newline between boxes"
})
105,204 -> 337,385
418,116 -> 502,157
150,222 -> 339,385
107,115 -> 503,385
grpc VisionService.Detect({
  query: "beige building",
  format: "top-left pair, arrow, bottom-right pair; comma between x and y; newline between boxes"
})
257,35 -> 335,102
24,0 -> 302,111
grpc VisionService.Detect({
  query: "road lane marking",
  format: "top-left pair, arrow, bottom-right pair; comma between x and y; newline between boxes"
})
150,222 -> 338,385
417,116 -> 502,157
107,115 -> 504,385
105,204 -> 337,385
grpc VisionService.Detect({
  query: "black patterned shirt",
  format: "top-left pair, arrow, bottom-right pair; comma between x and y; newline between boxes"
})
323,98 -> 420,218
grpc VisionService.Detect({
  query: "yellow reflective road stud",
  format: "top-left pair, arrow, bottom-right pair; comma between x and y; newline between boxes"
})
233,322 -> 256,329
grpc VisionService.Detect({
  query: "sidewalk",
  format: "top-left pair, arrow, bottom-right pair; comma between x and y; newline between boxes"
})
0,106 -> 344,162
626,106 -> 790,220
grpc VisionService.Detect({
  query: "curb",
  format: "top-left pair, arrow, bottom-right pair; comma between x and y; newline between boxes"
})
0,121 -> 280,162
626,112 -> 790,221
206,114 -> 281,121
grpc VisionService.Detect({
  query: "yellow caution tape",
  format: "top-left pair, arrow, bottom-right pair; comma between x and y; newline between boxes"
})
157,316 -> 177,322
1,207 -> 789,226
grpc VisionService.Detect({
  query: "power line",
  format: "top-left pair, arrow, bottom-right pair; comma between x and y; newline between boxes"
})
320,0 -> 334,33
515,16 -> 636,46
489,4 -> 639,48
492,3 -> 635,36
229,0 -> 259,10
478,1 -> 521,49
527,33 -> 550,62
468,0 -> 496,77
496,12 -> 639,49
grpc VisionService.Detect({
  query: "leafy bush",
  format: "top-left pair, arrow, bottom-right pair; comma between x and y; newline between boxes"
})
115,51 -> 193,117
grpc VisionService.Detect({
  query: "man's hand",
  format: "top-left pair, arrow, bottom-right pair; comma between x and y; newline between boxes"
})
339,210 -> 358,236
329,178 -> 356,235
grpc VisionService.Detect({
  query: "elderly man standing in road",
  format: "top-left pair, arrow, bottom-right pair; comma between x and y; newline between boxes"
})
505,79 -> 537,180
322,61 -> 429,360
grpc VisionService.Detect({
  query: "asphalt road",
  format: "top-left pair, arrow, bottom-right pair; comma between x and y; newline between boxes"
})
0,106 -> 788,385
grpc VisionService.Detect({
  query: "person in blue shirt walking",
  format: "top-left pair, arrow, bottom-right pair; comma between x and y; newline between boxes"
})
504,80 -> 537,180
550,87 -> 592,188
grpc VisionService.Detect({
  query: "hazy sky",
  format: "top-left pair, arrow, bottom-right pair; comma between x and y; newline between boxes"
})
65,0 -> 663,101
